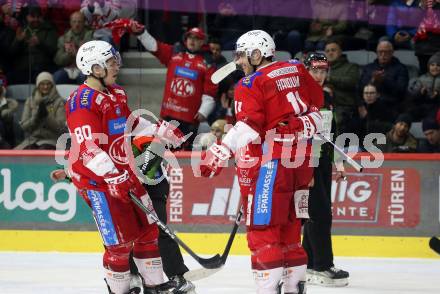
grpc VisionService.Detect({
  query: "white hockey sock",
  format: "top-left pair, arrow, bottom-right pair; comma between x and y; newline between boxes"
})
104,268 -> 131,294
283,265 -> 307,293
253,267 -> 284,294
133,257 -> 165,286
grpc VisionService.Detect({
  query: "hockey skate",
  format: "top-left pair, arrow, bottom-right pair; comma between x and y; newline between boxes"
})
163,275 -> 196,294
306,267 -> 349,287
277,281 -> 306,294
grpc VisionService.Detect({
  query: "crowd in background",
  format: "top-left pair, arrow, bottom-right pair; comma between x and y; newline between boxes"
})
0,0 -> 439,152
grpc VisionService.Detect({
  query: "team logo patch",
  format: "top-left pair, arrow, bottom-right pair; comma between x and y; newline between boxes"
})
115,106 -> 121,116
96,94 -> 105,105
175,66 -> 198,80
108,117 -> 126,135
79,88 -> 94,109
242,72 -> 262,88
109,136 -> 128,165
171,77 -> 195,97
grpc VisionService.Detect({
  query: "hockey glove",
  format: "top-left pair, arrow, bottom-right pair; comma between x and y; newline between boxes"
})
104,170 -> 147,203
155,120 -> 188,149
199,143 -> 231,177
276,107 -> 322,142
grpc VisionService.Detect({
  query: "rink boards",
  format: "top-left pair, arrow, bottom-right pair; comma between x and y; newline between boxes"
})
0,151 -> 439,258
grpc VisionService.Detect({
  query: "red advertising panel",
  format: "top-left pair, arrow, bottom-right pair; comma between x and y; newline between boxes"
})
332,168 -> 420,228
167,166 -> 420,228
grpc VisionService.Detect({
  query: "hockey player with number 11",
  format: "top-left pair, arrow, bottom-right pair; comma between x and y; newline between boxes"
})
65,40 -> 185,294
199,30 -> 324,293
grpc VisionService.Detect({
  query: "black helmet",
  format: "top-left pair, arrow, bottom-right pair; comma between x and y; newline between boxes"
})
304,52 -> 328,70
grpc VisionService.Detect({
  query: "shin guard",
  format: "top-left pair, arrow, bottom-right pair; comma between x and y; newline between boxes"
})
253,267 -> 284,294
104,268 -> 131,294
282,265 -> 307,294
133,228 -> 164,286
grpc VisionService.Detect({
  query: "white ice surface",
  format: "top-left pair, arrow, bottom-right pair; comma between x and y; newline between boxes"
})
0,252 -> 439,293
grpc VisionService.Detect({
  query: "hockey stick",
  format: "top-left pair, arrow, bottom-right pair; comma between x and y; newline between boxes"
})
429,236 -> 440,255
211,61 -> 237,84
316,133 -> 363,172
184,205 -> 244,281
129,192 -> 223,269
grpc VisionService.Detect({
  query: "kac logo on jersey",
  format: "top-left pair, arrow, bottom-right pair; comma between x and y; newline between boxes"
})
115,106 -> 121,116
171,78 -> 195,97
109,136 -> 128,165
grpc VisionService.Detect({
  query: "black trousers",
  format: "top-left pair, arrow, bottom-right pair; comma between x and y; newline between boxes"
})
302,155 -> 334,271
144,179 -> 189,278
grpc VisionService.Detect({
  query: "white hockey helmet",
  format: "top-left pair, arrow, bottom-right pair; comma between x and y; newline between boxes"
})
76,40 -> 121,75
235,30 -> 275,59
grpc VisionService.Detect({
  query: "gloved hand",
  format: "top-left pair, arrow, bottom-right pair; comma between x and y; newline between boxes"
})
104,170 -> 147,203
277,107 -> 322,141
155,120 -> 187,149
37,101 -> 48,119
199,143 -> 231,177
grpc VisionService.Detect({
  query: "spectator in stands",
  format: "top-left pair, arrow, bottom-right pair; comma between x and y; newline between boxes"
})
359,40 -> 409,108
0,7 -> 15,75
135,26 -> 218,150
267,1 -> 312,56
43,0 -> 82,36
418,116 -> 440,152
324,39 -> 360,134
414,0 -> 440,73
208,38 -> 227,68
379,113 -> 418,152
386,0 -> 421,49
0,74 -> 18,148
357,83 -> 395,143
197,119 -> 228,150
53,11 -> 93,84
408,51 -> 440,120
8,6 -> 58,84
15,72 -> 66,150
80,0 -> 120,44
305,0 -> 349,51
210,2 -> 253,50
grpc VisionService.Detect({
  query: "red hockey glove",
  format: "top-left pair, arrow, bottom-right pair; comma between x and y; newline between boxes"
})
104,170 -> 147,203
277,107 -> 322,141
199,143 -> 231,177
155,120 -> 188,148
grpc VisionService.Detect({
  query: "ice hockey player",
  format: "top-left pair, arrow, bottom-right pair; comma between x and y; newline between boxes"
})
301,52 -> 349,287
199,30 -> 324,294
66,40 -> 185,294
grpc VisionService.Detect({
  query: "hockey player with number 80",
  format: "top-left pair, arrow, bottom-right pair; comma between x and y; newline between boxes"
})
65,40 -> 185,294
198,30 -> 324,294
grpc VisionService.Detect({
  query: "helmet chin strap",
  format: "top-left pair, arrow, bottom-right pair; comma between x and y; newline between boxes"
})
91,68 -> 108,88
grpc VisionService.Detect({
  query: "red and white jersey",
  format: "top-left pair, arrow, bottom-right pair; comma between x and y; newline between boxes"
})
65,83 -> 136,189
233,60 -> 324,161
153,42 -> 218,123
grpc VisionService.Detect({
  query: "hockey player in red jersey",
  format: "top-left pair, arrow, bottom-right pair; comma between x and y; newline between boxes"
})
135,26 -> 218,149
199,30 -> 324,293
66,40 -> 185,294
